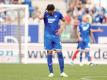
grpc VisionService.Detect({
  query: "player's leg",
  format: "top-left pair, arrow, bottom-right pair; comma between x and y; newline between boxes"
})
80,51 -> 83,62
47,51 -> 53,73
71,49 -> 79,64
47,50 -> 54,77
53,36 -> 68,77
72,49 -> 79,61
85,42 -> 91,61
84,42 -> 92,65
78,41 -> 84,62
56,50 -> 68,77
85,48 -> 93,66
44,34 -> 54,77
79,41 -> 85,66
85,48 -> 91,62
53,36 -> 64,73
79,50 -> 86,66
72,42 -> 80,61
56,50 -> 64,73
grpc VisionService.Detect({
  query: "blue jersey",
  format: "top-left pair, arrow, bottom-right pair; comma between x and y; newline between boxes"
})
44,11 -> 63,35
78,22 -> 91,42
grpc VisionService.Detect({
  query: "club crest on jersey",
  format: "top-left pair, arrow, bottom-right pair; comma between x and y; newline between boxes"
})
82,24 -> 89,31
48,18 -> 56,23
55,15 -> 57,18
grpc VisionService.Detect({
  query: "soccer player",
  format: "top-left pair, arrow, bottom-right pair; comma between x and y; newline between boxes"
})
71,15 -> 103,65
37,4 -> 68,77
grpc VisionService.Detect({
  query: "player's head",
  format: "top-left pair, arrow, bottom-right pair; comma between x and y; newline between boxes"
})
82,15 -> 89,23
46,4 -> 55,15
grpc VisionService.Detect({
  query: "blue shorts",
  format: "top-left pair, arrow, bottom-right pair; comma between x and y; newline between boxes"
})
44,33 -> 62,50
77,41 -> 90,50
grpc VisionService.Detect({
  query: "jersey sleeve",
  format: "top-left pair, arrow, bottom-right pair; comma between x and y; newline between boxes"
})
59,12 -> 64,20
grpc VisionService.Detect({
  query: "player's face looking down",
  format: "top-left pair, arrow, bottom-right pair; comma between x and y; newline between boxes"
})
48,10 -> 54,16
46,4 -> 55,16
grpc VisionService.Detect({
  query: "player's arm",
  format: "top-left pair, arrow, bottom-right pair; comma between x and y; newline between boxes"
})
56,18 -> 66,35
90,27 -> 103,43
90,27 -> 103,32
90,30 -> 95,43
36,11 -> 44,20
56,12 -> 66,35
60,18 -> 66,31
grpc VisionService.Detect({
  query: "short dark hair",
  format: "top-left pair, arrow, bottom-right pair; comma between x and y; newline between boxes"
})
85,8 -> 89,14
46,4 -> 55,11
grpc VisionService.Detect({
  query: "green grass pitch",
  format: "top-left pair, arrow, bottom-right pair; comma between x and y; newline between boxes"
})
0,64 -> 107,80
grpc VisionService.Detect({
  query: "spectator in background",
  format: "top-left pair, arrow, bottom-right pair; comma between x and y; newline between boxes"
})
72,16 -> 79,29
68,0 -> 107,24
73,0 -> 83,22
22,0 -> 34,17
105,12 -> 107,23
0,11 -> 6,23
93,11 -> 106,24
80,0 -> 86,4
71,16 -> 79,42
67,2 -> 75,16
4,0 -> 13,4
64,10 -> 71,25
0,0 -> 4,4
12,0 -> 19,4
84,0 -> 93,11
24,0 -> 32,7
29,6 -> 41,25
84,8 -> 92,24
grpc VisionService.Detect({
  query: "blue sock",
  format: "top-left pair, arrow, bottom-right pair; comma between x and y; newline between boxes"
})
47,53 -> 53,73
80,52 -> 83,62
57,51 -> 64,73
86,52 -> 91,61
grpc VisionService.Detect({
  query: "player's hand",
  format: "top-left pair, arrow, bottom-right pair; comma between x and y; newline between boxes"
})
36,11 -> 43,20
78,37 -> 83,41
97,27 -> 103,32
55,28 -> 63,36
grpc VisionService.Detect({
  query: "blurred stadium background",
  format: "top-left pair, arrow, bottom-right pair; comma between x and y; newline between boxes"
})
0,0 -> 107,80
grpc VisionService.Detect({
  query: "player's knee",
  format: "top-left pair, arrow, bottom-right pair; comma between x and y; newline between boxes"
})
80,52 -> 82,56
78,48 -> 81,52
78,48 -> 84,53
85,48 -> 90,53
57,53 -> 63,59
47,50 -> 53,54
55,50 -> 62,53
55,50 -> 63,57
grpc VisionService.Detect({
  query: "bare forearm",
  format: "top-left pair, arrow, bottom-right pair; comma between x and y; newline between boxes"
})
91,29 -> 103,32
77,31 -> 80,39
55,19 -> 66,35
60,19 -> 66,32
36,12 -> 43,20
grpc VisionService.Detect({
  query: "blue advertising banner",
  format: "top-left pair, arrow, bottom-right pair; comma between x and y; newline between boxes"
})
28,25 -> 38,43
0,24 -> 39,43
92,24 -> 107,43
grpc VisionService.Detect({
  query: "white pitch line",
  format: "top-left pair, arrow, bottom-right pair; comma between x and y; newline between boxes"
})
80,76 -> 93,80
80,75 -> 107,80
91,75 -> 107,78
